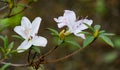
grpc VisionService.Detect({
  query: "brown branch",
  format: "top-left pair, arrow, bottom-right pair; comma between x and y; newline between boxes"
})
4,7 -> 27,18
0,59 -> 5,62
0,62 -> 29,67
46,47 -> 84,63
40,45 -> 59,58
27,48 -> 32,63
0,45 -> 59,67
4,0 -> 32,18
45,38 -> 97,63
0,59 -> 29,67
0,5 -> 8,11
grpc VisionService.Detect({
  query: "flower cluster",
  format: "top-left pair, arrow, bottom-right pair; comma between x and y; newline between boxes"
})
14,10 -> 93,53
54,10 -> 93,39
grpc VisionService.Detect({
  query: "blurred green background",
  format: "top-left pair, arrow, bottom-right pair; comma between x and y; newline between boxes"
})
0,0 -> 120,70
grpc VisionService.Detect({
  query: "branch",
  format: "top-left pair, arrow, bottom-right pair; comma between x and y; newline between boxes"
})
0,5 -> 8,11
40,45 -> 59,58
4,0 -> 32,18
46,47 -> 84,63
45,38 -> 97,63
4,6 -> 27,18
0,59 -> 5,63
0,59 -> 29,67
0,62 -> 29,67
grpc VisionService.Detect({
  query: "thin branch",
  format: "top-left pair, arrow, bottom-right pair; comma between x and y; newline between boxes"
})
0,62 -> 29,67
31,52 -> 37,64
40,45 -> 59,58
0,5 -> 8,11
45,38 -> 97,63
0,59 -> 5,62
46,47 -> 84,63
28,48 -> 32,63
4,0 -> 32,18
4,7 -> 26,18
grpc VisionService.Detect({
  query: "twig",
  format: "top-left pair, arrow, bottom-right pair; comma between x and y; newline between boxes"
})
4,0 -> 32,18
31,52 -> 37,64
0,5 -> 8,11
0,59 -> 5,62
4,6 -> 26,18
28,48 -> 32,63
0,62 -> 29,67
46,47 -> 84,63
40,45 -> 59,58
45,38 -> 97,63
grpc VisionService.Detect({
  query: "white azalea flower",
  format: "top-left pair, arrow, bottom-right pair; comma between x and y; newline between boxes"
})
14,16 -> 47,53
54,10 -> 93,39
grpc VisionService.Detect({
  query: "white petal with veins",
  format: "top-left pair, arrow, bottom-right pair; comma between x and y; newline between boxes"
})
14,26 -> 27,39
17,40 -> 32,53
32,36 -> 47,47
31,17 -> 41,36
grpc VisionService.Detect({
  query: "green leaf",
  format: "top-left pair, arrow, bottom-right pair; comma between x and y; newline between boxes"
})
47,28 -> 59,36
99,30 -> 105,34
0,35 -> 4,40
113,37 -> 120,48
100,33 -> 115,36
103,52 -> 118,63
0,47 -> 5,53
5,42 -> 14,56
0,63 -> 10,70
83,23 -> 94,31
9,50 -> 18,54
0,13 -> 23,32
65,40 -> 80,48
12,35 -> 24,41
99,35 -> 114,47
4,36 -> 9,49
53,37 -> 63,45
94,25 -> 101,31
78,31 -> 91,35
83,36 -> 95,47
0,35 -> 9,49
31,47 -> 40,53
8,42 -> 14,49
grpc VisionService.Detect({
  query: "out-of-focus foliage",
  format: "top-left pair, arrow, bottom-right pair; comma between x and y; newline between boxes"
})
103,51 -> 118,63
0,63 -> 10,70
0,0 -> 38,32
113,37 -> 120,48
0,35 -> 17,59
0,14 -> 22,32
95,0 -> 107,15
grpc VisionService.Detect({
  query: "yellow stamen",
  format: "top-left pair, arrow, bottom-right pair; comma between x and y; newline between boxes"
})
94,30 -> 99,37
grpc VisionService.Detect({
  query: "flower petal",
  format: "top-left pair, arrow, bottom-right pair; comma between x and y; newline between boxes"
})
32,36 -> 47,47
14,26 -> 27,39
57,23 -> 66,28
54,17 -> 68,28
83,19 -> 93,26
31,17 -> 42,36
63,10 -> 76,22
74,32 -> 85,39
76,19 -> 93,30
17,40 -> 32,53
73,30 -> 85,39
21,16 -> 31,28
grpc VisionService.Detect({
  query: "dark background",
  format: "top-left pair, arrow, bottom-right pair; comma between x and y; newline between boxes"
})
1,0 -> 120,70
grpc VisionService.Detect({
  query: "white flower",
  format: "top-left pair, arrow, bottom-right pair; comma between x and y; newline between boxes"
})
14,16 -> 47,53
54,10 -> 93,39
